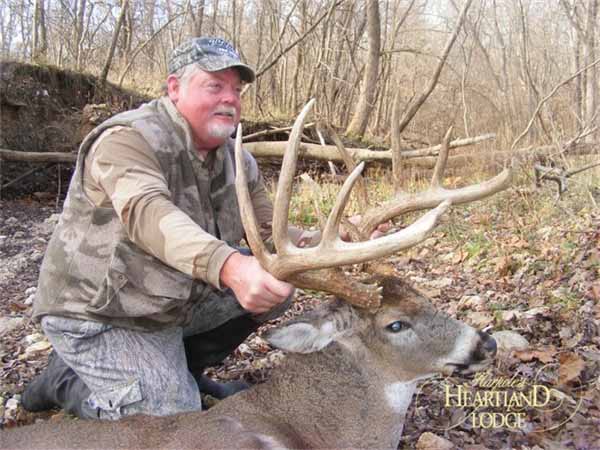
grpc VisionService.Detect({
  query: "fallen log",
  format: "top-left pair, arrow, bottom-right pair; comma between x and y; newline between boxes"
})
399,133 -> 496,158
405,143 -> 599,170
243,133 -> 496,163
1,141 -> 596,170
0,133 -> 493,165
241,122 -> 316,141
0,149 -> 77,163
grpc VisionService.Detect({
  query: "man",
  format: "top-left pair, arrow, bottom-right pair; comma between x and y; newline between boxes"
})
21,37 -> 316,420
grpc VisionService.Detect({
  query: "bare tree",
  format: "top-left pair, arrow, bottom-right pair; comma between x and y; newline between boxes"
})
191,0 -> 205,36
560,0 -> 599,142
211,0 -> 220,35
74,0 -> 87,69
583,0 -> 598,140
100,0 -> 130,85
390,0 -> 474,192
32,0 -> 48,63
345,0 -> 381,138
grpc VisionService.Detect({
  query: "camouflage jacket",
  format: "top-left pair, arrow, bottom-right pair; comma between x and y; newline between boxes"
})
33,97 -> 273,331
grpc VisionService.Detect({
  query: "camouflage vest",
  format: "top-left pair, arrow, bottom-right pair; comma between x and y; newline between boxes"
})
33,97 -> 258,331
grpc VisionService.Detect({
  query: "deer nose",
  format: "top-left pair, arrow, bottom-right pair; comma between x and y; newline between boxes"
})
476,331 -> 497,359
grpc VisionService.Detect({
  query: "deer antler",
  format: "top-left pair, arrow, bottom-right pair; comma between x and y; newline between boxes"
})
356,128 -> 512,240
235,100 -> 512,308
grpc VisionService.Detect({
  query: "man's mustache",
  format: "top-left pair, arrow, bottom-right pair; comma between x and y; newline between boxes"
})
213,106 -> 237,117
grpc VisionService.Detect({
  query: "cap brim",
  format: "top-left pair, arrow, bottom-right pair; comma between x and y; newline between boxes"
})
203,59 -> 256,83
228,63 -> 256,83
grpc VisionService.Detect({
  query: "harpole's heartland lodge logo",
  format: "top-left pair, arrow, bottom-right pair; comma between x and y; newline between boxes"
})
415,368 -> 583,431
443,372 -> 551,429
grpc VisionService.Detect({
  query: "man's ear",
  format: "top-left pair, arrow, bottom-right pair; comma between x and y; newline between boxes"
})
263,302 -> 357,354
166,75 -> 181,102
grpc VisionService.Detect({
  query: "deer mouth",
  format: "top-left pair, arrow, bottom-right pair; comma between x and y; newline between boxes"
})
441,358 -> 494,376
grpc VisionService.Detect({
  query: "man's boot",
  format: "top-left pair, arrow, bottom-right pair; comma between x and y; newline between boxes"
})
21,351 -> 96,419
191,373 -> 250,400
184,314 -> 258,399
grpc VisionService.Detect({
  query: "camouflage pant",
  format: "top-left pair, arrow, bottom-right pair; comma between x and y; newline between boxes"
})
41,287 -> 292,420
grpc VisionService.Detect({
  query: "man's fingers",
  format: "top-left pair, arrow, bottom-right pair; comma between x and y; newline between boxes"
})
348,215 -> 362,226
377,221 -> 392,233
238,294 -> 274,313
228,255 -> 294,313
251,286 -> 282,306
369,221 -> 393,239
263,272 -> 295,298
297,237 -> 309,248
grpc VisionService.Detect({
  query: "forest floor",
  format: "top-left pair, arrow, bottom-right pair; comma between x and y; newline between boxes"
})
1,169 -> 599,450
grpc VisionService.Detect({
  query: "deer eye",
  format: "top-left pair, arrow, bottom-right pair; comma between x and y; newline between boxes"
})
386,321 -> 411,333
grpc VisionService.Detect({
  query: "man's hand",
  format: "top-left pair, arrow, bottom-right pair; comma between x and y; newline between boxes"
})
220,252 -> 294,314
340,215 -> 392,241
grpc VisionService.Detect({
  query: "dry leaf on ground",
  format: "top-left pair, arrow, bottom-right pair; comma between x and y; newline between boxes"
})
558,352 -> 585,385
514,345 -> 557,363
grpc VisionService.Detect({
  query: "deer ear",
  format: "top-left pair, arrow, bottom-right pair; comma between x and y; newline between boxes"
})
264,302 -> 356,353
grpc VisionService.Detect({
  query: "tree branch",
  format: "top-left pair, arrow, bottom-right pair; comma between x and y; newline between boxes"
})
511,55 -> 600,151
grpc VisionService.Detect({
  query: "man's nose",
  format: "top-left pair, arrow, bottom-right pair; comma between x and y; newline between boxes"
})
221,86 -> 241,104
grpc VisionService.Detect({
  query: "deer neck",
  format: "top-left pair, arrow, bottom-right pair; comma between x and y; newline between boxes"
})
255,342 -> 417,449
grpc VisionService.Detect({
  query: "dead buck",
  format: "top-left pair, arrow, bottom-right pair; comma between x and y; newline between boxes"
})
1,100 -> 510,450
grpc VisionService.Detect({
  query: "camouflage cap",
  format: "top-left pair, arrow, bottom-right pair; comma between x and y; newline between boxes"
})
168,37 -> 255,83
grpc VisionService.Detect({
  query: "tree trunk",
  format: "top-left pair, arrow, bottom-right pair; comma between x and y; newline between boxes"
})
231,0 -> 238,49
32,0 -> 39,60
32,0 -> 47,62
121,2 -> 134,61
100,0 -> 129,85
571,4 -> 584,122
142,0 -> 156,66
291,0 -> 306,112
391,89 -> 404,192
211,0 -> 220,35
74,0 -> 86,70
584,0 -> 598,142
252,1 -> 265,115
345,0 -> 381,138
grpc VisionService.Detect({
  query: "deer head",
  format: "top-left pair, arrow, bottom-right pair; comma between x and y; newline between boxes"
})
264,278 -> 496,380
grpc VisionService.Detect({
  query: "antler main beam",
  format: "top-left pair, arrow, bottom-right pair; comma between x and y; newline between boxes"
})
358,170 -> 511,238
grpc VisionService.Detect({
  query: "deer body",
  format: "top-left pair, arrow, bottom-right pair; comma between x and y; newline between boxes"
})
1,352 -> 413,450
2,278 -> 495,450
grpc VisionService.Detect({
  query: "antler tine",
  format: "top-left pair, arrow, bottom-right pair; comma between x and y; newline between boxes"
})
272,99 -> 316,253
321,162 -> 366,246
234,124 -> 274,268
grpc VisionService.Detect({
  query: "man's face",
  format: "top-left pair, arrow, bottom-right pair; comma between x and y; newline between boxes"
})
168,68 -> 242,153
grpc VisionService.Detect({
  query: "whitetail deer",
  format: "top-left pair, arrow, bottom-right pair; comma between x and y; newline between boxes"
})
1,100 -> 510,450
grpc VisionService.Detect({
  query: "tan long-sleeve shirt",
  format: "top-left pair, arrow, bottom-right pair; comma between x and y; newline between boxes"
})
83,126 -> 318,290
